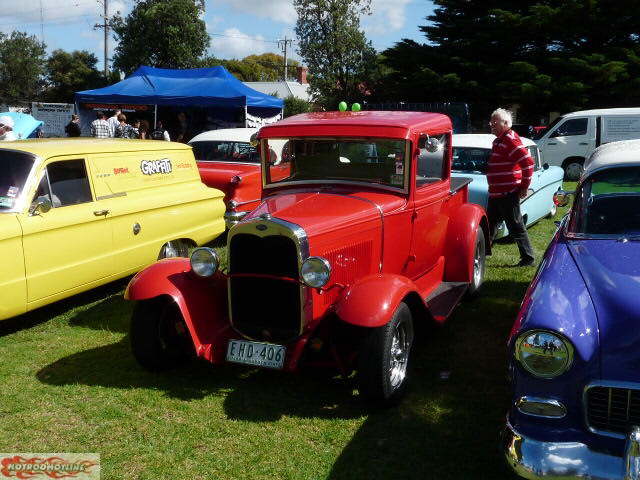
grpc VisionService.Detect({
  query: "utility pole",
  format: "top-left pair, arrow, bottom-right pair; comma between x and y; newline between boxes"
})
277,37 -> 293,81
94,0 -> 109,77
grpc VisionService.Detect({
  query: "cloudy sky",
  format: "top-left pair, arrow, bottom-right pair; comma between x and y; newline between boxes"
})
1,0 -> 435,72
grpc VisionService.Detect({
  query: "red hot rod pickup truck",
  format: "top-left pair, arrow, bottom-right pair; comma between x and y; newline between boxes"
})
125,111 -> 489,405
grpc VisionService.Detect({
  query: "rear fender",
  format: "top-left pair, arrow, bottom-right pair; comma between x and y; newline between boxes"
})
125,259 -> 231,363
444,203 -> 489,283
334,274 -> 429,328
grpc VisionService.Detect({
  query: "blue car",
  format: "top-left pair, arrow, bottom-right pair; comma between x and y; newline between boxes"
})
504,139 -> 640,479
451,134 -> 563,238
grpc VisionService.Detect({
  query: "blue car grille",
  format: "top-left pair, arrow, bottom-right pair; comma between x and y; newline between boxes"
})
586,386 -> 640,434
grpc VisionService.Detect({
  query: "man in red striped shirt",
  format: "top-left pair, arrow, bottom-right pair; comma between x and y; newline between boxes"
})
487,108 -> 535,266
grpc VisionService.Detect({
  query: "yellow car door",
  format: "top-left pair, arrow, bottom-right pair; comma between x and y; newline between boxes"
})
18,157 -> 113,305
0,215 -> 27,320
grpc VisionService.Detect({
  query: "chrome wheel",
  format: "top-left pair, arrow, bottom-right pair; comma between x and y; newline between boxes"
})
473,242 -> 483,288
159,240 -> 190,259
389,320 -> 410,389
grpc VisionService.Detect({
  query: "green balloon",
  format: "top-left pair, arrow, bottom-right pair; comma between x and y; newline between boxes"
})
351,103 -> 361,112
338,101 -> 347,112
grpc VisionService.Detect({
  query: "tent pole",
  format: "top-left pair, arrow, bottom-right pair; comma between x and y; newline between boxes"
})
154,105 -> 157,128
244,105 -> 247,127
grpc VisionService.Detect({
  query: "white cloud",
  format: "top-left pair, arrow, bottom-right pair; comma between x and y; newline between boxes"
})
223,0 -> 296,24
210,27 -> 271,59
363,0 -> 412,35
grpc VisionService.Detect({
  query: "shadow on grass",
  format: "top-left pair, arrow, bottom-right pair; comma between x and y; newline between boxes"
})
36,276 -> 530,472
0,278 -> 130,338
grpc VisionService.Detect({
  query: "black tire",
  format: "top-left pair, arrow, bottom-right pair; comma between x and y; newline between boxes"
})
130,298 -> 195,371
158,239 -> 190,259
466,227 -> 486,298
357,302 -> 414,406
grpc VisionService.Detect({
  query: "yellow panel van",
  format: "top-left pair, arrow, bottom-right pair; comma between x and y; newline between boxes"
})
0,138 -> 225,321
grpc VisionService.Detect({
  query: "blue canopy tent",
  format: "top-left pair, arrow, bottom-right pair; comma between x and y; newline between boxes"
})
75,66 -> 284,136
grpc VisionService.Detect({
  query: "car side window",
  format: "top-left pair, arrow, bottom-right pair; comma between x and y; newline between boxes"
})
551,118 -> 588,137
30,174 -> 57,208
417,134 -> 448,187
527,146 -> 541,170
47,159 -> 92,207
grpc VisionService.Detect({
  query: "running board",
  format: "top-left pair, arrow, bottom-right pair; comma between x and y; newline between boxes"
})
425,282 -> 468,322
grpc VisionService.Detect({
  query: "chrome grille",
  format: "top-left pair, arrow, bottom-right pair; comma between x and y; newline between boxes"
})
586,386 -> 640,434
228,232 -> 302,343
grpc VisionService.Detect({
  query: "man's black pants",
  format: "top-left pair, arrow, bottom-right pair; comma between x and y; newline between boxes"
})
487,191 -> 534,263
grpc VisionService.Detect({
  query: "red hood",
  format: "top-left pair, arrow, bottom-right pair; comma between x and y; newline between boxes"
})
246,191 -> 386,238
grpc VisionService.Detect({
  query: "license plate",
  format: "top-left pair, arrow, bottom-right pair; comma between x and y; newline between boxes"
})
226,340 -> 285,369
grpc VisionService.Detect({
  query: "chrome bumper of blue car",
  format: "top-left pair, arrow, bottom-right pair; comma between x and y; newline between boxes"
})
503,419 -> 640,479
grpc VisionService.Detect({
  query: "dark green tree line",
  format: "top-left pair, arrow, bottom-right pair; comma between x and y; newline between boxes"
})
378,0 -> 640,124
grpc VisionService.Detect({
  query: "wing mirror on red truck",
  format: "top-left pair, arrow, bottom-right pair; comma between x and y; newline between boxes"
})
419,133 -> 442,153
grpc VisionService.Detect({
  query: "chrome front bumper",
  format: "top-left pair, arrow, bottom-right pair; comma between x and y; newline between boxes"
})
503,420 -> 640,479
224,210 -> 248,230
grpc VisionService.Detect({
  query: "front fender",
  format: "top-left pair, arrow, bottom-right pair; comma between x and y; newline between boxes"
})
444,203 -> 489,283
334,274 -> 426,328
125,259 -> 231,363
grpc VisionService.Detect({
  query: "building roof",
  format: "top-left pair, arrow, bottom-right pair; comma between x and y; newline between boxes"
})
244,81 -> 312,102
0,138 -> 190,158
584,139 -> 640,177
258,111 -> 451,139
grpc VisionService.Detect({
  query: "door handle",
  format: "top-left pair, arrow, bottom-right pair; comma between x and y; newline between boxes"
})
93,209 -> 110,216
548,142 -> 557,145
579,142 -> 589,145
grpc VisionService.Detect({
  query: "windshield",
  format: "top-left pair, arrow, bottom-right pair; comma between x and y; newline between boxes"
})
569,166 -> 640,236
452,147 -> 490,173
190,141 -> 259,163
264,138 -> 409,191
0,150 -> 35,210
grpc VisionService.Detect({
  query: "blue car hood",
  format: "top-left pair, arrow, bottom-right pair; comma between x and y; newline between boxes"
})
568,239 -> 640,380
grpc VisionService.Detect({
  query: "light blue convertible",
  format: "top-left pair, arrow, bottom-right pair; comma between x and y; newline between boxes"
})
451,134 -> 564,238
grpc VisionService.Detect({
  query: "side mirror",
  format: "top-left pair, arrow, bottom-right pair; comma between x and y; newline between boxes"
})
418,134 -> 442,153
543,163 -> 549,170
553,190 -> 574,208
30,197 -> 52,216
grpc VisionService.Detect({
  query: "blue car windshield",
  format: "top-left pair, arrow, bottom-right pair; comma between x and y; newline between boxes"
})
0,150 -> 34,210
452,147 -> 489,173
570,166 -> 640,236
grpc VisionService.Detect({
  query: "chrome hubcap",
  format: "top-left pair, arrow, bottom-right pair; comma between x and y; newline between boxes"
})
473,244 -> 483,287
389,321 -> 409,389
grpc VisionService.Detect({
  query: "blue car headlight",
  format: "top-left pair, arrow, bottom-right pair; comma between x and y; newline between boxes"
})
514,330 -> 574,379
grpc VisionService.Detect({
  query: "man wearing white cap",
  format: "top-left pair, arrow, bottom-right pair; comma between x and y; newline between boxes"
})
0,116 -> 16,141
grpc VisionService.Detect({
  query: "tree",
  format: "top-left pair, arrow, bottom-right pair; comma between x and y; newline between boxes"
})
198,53 -> 300,81
380,0 -> 640,125
294,0 -> 376,108
0,31 -> 46,104
44,50 -> 104,103
283,96 -> 311,117
111,0 -> 209,75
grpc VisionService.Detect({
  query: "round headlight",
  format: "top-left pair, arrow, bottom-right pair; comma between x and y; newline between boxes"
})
190,247 -> 219,277
515,330 -> 574,379
301,256 -> 331,288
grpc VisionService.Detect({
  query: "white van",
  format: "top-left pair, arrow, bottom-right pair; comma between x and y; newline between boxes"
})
535,108 -> 640,180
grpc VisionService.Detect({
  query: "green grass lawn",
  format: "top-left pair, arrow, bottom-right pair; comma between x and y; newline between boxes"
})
0,191 -> 574,480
